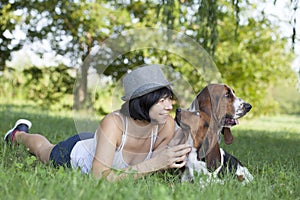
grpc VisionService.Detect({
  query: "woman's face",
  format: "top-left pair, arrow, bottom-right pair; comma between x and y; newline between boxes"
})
149,95 -> 173,124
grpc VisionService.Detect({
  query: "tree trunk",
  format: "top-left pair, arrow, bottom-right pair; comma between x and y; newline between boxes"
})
74,62 -> 89,110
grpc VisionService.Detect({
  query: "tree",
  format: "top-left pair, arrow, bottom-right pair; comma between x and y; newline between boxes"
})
215,2 -> 295,114
1,0 -> 132,109
1,0 -> 297,115
0,2 -> 24,70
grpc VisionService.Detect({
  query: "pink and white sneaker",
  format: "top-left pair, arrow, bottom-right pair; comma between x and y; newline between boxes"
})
4,119 -> 32,143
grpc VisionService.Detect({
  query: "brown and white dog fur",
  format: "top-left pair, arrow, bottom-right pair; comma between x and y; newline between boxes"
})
171,84 -> 253,184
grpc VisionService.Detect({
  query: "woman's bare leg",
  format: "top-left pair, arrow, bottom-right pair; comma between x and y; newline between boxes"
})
14,131 -> 55,164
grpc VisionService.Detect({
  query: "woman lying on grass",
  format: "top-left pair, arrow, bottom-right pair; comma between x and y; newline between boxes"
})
4,65 -> 191,181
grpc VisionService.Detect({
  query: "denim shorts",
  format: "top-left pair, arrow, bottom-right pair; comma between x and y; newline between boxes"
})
49,132 -> 94,168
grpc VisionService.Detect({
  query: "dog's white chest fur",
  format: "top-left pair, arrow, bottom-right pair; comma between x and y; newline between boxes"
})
187,135 -> 208,172
182,135 -> 214,182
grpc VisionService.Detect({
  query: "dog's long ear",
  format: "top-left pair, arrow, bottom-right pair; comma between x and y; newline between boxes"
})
197,125 -> 221,171
195,86 -> 222,170
222,127 -> 234,145
207,85 -> 225,125
197,133 -> 209,159
196,86 -> 212,116
205,142 -> 221,171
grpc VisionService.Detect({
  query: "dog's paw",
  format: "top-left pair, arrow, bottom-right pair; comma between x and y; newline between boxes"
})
236,165 -> 254,185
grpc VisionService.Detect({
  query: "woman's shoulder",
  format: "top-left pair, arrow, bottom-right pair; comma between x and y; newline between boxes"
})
153,115 -> 175,149
96,111 -> 125,146
165,115 -> 175,127
100,110 -> 124,130
158,115 -> 175,133
102,110 -> 123,120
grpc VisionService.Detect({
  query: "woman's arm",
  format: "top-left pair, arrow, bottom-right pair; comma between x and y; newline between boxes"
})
103,143 -> 191,181
91,113 -> 123,179
153,115 -> 176,151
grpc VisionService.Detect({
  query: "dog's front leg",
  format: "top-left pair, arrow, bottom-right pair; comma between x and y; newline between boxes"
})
184,147 -> 210,180
236,165 -> 254,184
181,166 -> 193,182
220,149 -> 254,184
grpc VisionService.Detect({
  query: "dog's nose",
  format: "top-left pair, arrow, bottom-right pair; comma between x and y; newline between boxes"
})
244,103 -> 252,112
176,108 -> 181,114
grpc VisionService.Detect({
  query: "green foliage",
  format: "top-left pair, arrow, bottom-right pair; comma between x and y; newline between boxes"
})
215,3 -> 296,115
1,0 -> 132,69
0,103 -> 300,199
103,0 -> 296,115
23,65 -> 75,109
0,0 -> 297,115
0,2 -> 23,70
270,83 -> 300,114
0,65 -> 75,109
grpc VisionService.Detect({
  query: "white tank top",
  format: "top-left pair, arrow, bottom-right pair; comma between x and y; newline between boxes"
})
111,115 -> 158,169
70,112 -> 158,174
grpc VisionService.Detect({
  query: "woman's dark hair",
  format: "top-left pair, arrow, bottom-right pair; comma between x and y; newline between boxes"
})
120,86 -> 173,122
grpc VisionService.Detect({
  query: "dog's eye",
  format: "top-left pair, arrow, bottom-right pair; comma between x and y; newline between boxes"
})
225,91 -> 232,98
194,111 -> 200,116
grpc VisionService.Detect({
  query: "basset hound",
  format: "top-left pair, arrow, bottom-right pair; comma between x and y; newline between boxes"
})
171,84 -> 253,184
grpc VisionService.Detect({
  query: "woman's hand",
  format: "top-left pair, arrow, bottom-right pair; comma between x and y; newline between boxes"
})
151,143 -> 192,170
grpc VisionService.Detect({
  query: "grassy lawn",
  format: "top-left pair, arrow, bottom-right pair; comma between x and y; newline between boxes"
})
0,103 -> 299,200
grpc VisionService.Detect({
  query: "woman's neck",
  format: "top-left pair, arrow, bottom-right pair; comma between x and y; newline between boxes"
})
126,118 -> 158,138
133,119 -> 150,127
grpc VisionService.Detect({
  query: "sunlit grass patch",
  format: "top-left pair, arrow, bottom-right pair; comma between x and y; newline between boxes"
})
0,103 -> 299,200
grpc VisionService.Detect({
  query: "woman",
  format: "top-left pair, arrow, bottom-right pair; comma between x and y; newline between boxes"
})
4,65 -> 191,181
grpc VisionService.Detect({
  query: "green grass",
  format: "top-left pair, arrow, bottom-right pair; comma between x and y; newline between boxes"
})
0,103 -> 300,200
